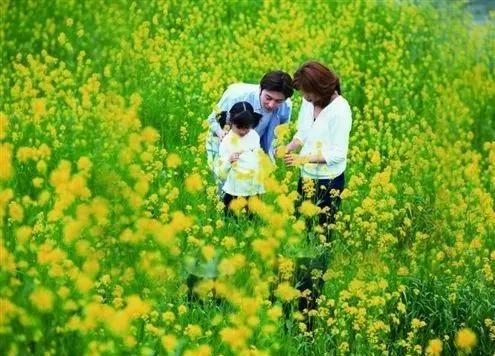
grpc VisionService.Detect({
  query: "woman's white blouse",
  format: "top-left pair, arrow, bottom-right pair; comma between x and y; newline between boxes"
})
294,96 -> 352,179
215,130 -> 266,196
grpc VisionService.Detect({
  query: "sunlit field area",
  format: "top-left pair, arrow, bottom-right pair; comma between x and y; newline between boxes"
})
1,0 -> 494,355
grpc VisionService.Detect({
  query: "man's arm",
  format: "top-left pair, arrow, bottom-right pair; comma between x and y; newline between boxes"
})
207,85 -> 237,138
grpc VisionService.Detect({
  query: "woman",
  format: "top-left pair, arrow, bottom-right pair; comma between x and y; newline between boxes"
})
283,61 -> 352,327
284,60 -> 352,231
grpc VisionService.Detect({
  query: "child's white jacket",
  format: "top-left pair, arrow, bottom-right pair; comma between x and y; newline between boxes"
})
215,130 -> 267,196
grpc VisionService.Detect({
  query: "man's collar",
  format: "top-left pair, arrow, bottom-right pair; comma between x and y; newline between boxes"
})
254,86 -> 263,112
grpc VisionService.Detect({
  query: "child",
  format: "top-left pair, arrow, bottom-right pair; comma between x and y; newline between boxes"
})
214,101 -> 268,213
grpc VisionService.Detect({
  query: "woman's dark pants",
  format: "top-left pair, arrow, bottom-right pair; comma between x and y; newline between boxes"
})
294,173 -> 345,329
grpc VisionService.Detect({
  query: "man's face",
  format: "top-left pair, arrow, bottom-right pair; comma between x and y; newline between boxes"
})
260,89 -> 285,112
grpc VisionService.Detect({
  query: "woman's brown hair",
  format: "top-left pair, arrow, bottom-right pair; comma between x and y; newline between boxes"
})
293,61 -> 341,108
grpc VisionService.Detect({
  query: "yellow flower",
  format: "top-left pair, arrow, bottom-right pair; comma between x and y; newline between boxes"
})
32,177 -> 44,188
277,194 -> 294,214
275,146 -> 287,159
218,254 -> 245,276
193,279 -> 215,298
124,295 -> 151,318
183,345 -> 212,356
267,305 -> 283,320
455,327 -> 477,352
426,338 -> 443,356
16,225 -> 32,244
82,258 -> 100,276
162,311 -> 175,323
339,342 -> 350,353
220,326 -> 251,350
411,318 -> 426,329
64,218 -> 83,243
370,149 -> 381,165
141,126 -> 159,143
77,156 -> 92,171
16,146 -> 36,162
275,282 -> 300,302
161,334 -> 177,352
32,98 -> 47,118
201,245 -> 216,260
0,143 -> 13,180
228,196 -> 247,215
50,160 -> 72,188
9,201 -> 24,222
177,304 -> 188,315
0,112 -> 8,139
274,123 -> 289,138
57,32 -> 67,45
166,153 -> 181,168
30,287 -> 55,312
69,175 -> 91,199
75,273 -> 93,293
106,311 -> 131,336
299,200 -> 320,217
36,160 -> 47,174
185,172 -> 203,193
185,324 -> 203,340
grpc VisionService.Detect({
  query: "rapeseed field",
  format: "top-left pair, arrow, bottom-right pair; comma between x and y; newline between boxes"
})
1,0 -> 494,355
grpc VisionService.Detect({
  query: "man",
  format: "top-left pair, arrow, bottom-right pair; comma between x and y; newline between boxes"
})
206,70 -> 294,167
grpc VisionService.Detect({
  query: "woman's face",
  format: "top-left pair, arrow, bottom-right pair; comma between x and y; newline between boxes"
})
302,91 -> 320,104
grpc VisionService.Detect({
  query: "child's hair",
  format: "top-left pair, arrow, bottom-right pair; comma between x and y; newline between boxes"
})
216,101 -> 262,129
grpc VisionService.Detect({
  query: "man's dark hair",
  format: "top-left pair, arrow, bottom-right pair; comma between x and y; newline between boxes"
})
260,70 -> 294,99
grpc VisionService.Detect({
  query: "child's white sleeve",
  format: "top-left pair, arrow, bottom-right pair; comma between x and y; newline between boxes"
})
250,131 -> 261,149
214,139 -> 232,179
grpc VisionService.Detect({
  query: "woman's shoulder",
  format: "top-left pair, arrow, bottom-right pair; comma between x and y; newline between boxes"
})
331,96 -> 352,116
336,95 -> 351,108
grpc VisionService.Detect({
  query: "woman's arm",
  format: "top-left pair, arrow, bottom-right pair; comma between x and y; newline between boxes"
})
285,137 -> 303,153
284,151 -> 325,166
320,104 -> 352,166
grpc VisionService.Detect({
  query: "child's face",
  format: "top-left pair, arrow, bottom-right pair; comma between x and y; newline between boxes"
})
231,124 -> 250,137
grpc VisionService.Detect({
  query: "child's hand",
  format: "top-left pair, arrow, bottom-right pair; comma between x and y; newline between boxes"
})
229,152 -> 241,163
216,128 -> 228,141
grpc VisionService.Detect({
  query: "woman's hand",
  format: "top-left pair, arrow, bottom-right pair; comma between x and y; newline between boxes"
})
284,153 -> 303,167
284,154 -> 318,166
285,138 -> 302,153
229,152 -> 241,163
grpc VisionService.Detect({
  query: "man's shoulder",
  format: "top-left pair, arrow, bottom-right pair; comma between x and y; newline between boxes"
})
277,98 -> 292,117
224,83 -> 258,98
